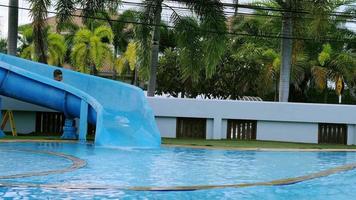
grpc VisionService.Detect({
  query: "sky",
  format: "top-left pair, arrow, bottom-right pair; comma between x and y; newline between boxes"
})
0,0 -> 253,38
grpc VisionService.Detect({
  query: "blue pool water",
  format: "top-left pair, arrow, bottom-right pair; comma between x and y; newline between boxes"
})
0,142 -> 356,199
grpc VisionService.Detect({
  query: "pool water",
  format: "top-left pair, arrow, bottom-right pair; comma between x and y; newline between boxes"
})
0,142 -> 356,199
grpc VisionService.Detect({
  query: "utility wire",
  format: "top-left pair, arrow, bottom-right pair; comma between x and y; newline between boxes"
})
126,1 -> 356,18
0,3 -> 355,44
121,1 -> 356,23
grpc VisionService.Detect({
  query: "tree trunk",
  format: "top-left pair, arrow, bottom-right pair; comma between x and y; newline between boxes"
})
147,0 -> 163,97
278,5 -> 293,102
7,0 -> 18,56
132,67 -> 138,86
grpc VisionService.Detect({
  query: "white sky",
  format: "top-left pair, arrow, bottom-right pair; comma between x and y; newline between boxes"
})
0,0 -> 254,38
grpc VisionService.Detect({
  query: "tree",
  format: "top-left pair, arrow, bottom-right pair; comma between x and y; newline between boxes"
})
0,39 -> 7,53
312,43 -> 356,102
138,0 -> 227,96
114,41 -> 138,84
55,0 -> 120,30
7,0 -> 18,55
278,0 -> 293,102
71,26 -> 114,74
19,27 -> 67,66
28,0 -> 51,63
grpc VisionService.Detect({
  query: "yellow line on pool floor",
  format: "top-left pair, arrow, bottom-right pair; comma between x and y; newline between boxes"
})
0,159 -> 355,191
0,149 -> 86,179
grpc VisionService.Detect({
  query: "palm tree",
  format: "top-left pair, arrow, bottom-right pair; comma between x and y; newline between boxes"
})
7,0 -> 18,55
54,0 -> 226,95
115,41 -> 138,84
70,26 -> 114,74
19,27 -> 67,66
28,0 -> 51,63
137,0 -> 227,96
312,43 -> 356,102
256,0 -> 355,102
277,0 -> 294,102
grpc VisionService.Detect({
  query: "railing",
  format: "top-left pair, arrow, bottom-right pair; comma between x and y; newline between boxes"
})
227,120 -> 257,140
318,123 -> 347,145
176,117 -> 206,139
35,112 -> 65,135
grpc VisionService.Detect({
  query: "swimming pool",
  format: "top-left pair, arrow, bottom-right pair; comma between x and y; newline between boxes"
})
0,142 -> 355,199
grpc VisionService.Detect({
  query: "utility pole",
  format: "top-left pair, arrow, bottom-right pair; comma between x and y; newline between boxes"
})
234,0 -> 239,16
7,0 -> 19,55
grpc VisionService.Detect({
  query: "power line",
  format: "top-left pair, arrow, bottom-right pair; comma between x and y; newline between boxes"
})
0,3 -> 355,44
122,1 -> 356,24
163,0 -> 356,17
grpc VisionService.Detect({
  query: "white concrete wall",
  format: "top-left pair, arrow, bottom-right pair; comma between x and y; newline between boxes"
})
3,111 -> 36,134
221,119 -> 228,139
3,95 -> 356,145
155,117 -> 176,138
347,125 -> 356,145
147,97 -> 356,124
206,119 -> 214,139
257,121 -> 319,144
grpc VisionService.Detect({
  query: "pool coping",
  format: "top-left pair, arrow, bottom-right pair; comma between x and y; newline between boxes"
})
1,139 -> 356,152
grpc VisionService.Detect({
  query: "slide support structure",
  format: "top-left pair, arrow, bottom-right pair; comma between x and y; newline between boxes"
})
0,98 -> 4,138
61,118 -> 77,140
79,100 -> 88,142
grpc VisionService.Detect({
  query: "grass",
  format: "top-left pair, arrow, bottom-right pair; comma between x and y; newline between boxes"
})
2,136 -> 356,149
162,138 -> 356,149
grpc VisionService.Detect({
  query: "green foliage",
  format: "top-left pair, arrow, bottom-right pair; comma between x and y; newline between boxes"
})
55,0 -> 76,31
318,43 -> 332,66
115,41 -> 137,75
47,33 -> 67,66
28,0 -> 51,63
71,26 -> 114,74
0,39 -> 7,53
155,0 -> 356,103
50,0 -> 356,104
19,27 -> 66,66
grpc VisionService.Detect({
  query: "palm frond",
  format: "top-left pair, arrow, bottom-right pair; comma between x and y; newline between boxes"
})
28,0 -> 51,63
55,0 -> 76,31
312,66 -> 328,90
73,29 -> 92,44
47,33 -> 67,66
115,56 -> 127,75
125,42 -> 137,71
94,26 -> 114,43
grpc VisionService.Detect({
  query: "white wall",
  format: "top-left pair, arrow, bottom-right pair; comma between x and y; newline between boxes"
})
347,125 -> 356,145
2,96 -> 356,145
3,111 -> 36,134
206,119 -> 214,139
257,121 -> 318,144
155,117 -> 176,138
147,97 -> 356,124
221,119 -> 228,139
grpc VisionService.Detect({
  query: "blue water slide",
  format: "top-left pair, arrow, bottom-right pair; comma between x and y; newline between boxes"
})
0,53 -> 161,148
